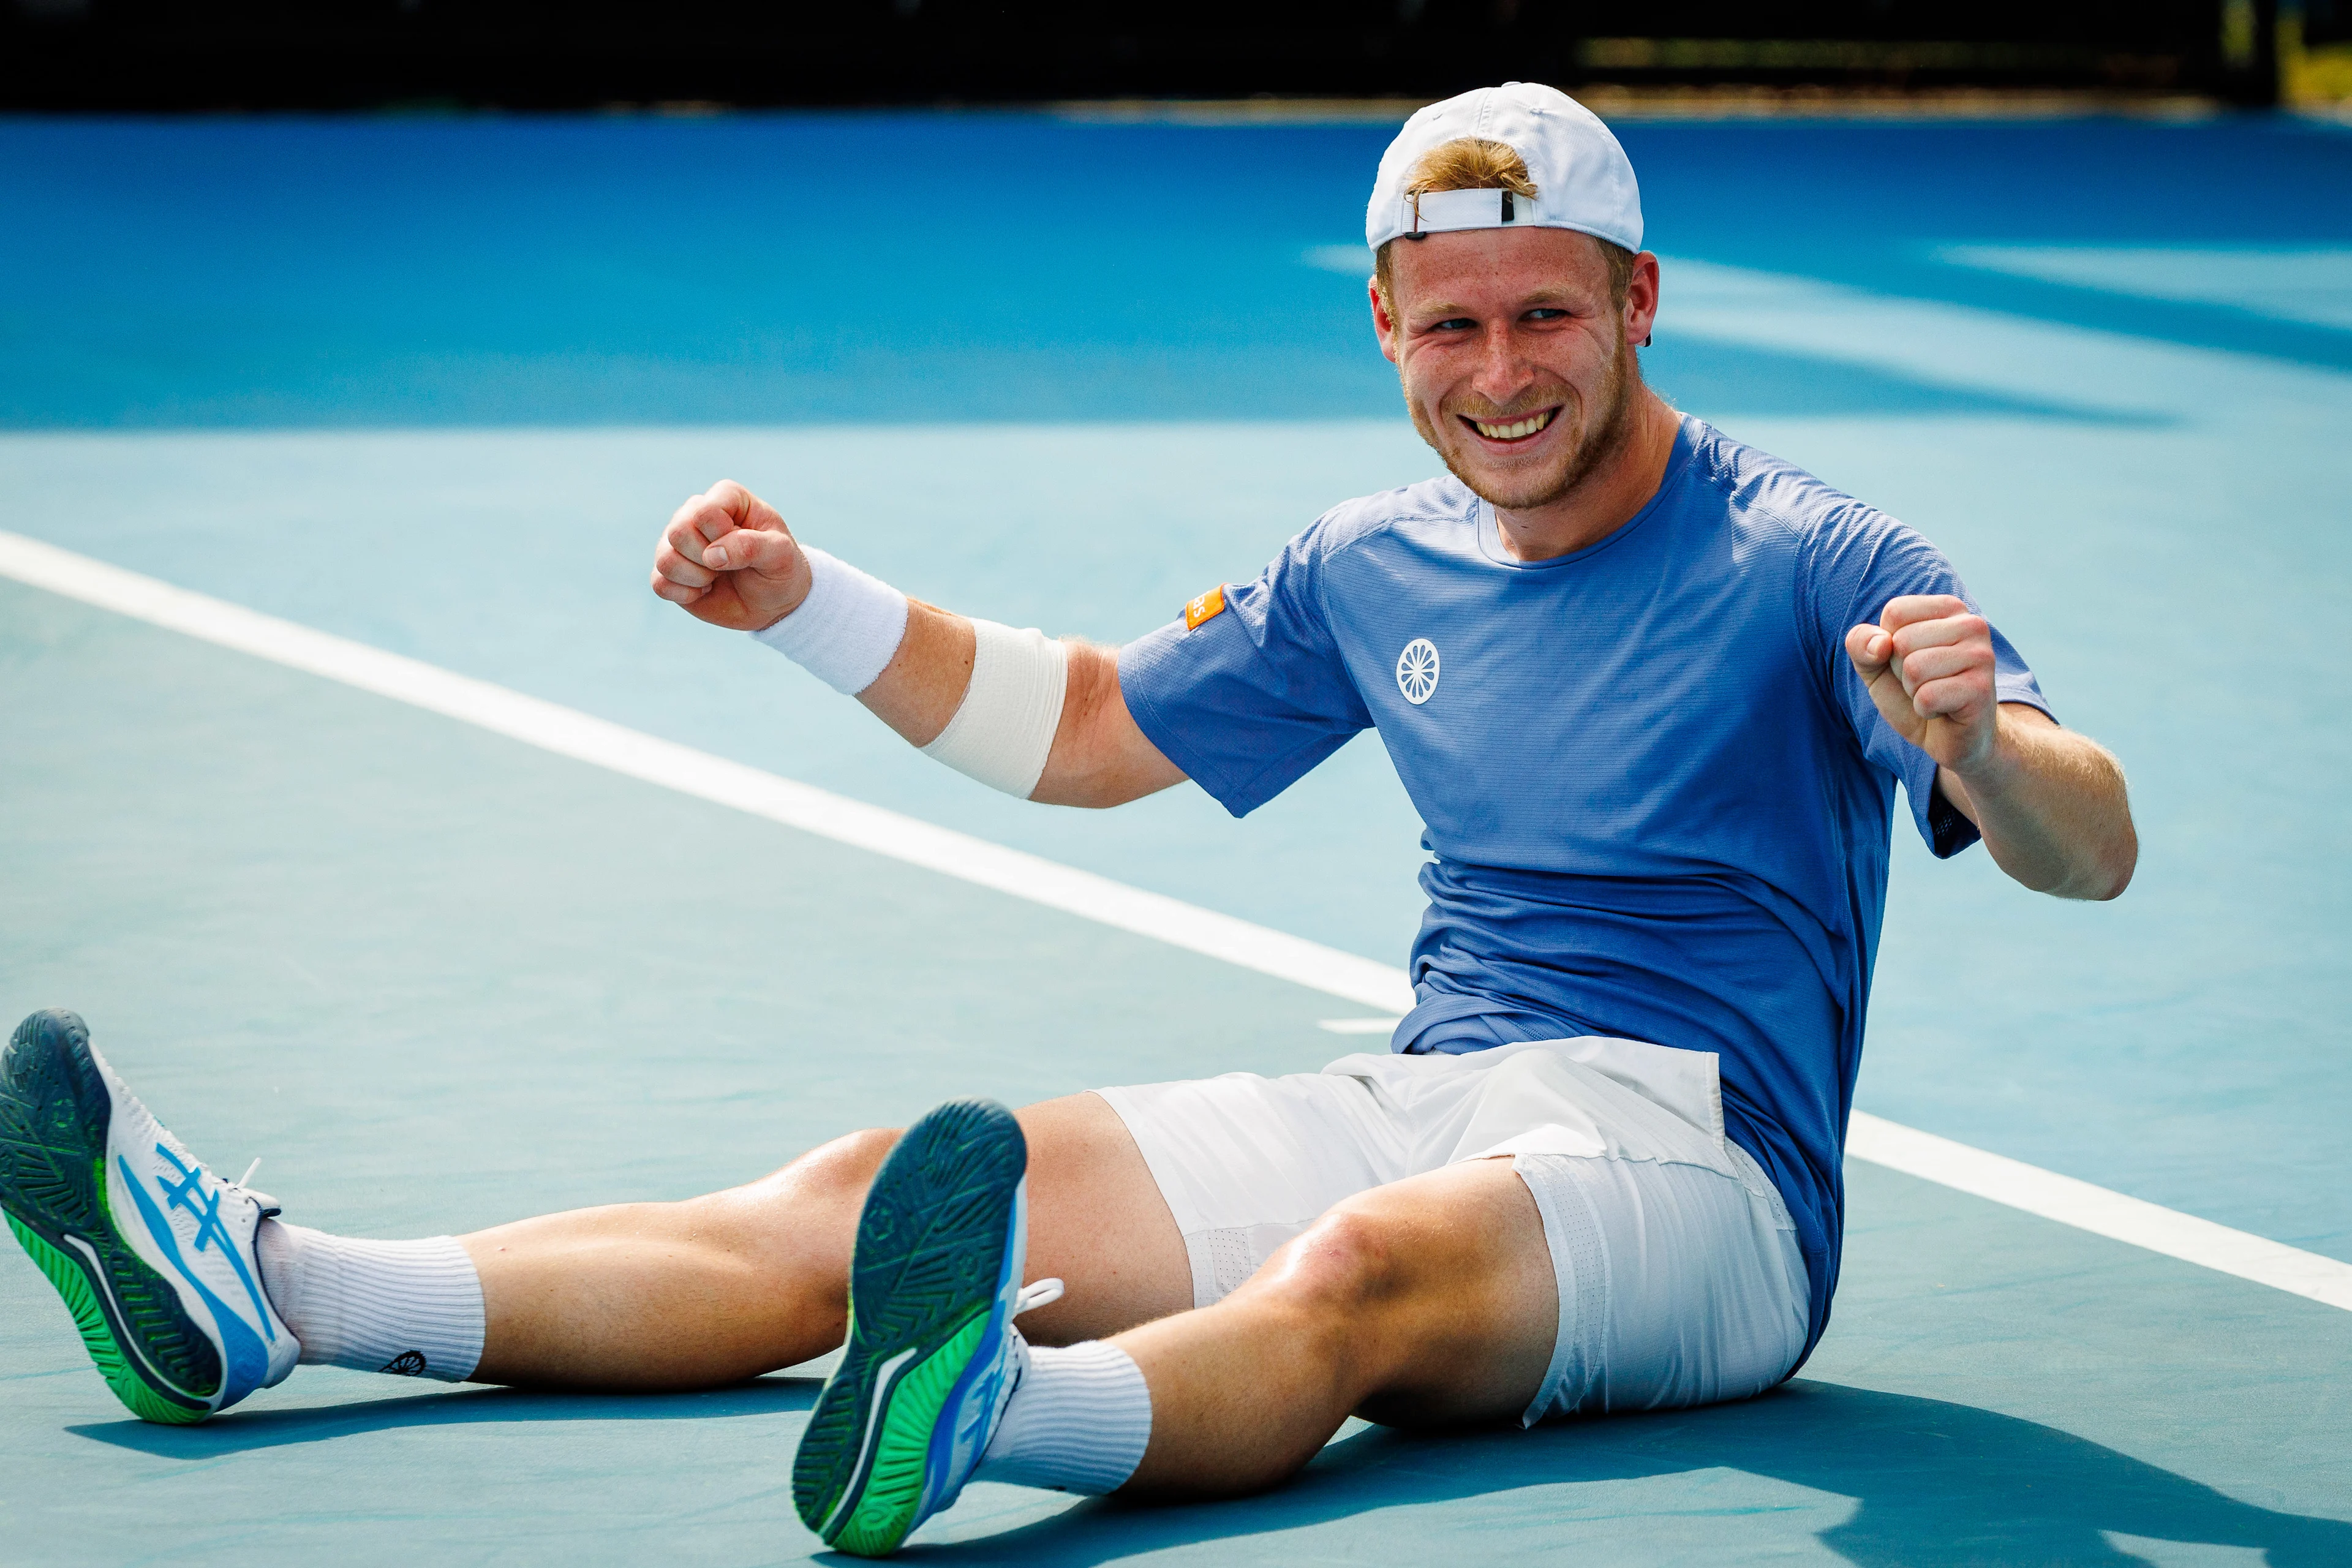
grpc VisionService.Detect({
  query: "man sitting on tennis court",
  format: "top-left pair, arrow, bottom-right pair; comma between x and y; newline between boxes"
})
2,83 -> 2135,1556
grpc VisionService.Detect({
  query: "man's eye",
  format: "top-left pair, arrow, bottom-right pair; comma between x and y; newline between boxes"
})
1524,308 -> 1570,322
1427,317 -> 1477,333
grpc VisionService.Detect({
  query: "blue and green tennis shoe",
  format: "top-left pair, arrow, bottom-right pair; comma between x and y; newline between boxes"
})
0,1008 -> 299,1423
793,1096 -> 1064,1558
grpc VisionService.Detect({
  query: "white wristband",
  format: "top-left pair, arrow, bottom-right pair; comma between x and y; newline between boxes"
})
749,546 -> 910,695
922,620 -> 1069,799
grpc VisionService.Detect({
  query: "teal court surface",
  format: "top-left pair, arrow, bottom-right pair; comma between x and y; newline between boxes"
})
3,109 -> 2351,1564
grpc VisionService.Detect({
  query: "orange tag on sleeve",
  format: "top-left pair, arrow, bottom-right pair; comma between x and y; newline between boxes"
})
1183,585 -> 1227,630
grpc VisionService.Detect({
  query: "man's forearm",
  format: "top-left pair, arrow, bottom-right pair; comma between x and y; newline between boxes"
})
854,601 -> 1183,808
654,484 -> 1179,805
854,599 -> 977,747
1941,707 -> 2136,900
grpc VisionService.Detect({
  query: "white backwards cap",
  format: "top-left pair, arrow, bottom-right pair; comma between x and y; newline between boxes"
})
1365,81 -> 1642,255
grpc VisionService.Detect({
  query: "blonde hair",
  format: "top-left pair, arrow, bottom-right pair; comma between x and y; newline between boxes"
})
1406,136 -> 1537,200
1374,135 -> 1635,310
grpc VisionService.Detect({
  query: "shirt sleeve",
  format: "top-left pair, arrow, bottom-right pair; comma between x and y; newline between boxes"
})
1117,522 -> 1374,818
1799,503 -> 2054,859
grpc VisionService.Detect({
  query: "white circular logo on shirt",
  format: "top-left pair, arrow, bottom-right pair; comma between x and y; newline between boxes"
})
1396,638 -> 1441,704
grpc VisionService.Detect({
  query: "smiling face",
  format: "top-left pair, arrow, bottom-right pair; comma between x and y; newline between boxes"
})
1374,226 -> 1656,517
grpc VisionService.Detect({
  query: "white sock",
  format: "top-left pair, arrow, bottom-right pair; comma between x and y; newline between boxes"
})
975,1340 -> 1152,1494
255,1219 -> 486,1382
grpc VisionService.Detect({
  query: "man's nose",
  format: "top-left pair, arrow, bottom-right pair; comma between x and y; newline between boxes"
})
1471,325 -> 1538,406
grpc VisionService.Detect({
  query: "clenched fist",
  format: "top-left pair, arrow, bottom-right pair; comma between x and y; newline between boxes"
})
1844,594 -> 1999,773
649,480 -> 812,631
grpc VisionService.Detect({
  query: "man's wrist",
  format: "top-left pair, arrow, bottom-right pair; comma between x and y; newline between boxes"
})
750,546 -> 910,695
751,567 -> 815,633
1947,707 -> 2029,796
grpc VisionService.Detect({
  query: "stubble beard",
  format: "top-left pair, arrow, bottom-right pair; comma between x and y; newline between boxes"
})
1408,333 -> 1638,514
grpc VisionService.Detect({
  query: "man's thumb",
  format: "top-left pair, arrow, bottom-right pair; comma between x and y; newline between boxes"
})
1844,622 -> 1891,673
705,527 -> 798,575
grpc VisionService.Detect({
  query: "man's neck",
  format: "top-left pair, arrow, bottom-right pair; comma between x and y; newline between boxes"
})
1490,390 -> 1681,563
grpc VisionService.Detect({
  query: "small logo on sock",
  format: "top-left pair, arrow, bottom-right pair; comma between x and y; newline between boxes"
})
380,1350 -> 428,1376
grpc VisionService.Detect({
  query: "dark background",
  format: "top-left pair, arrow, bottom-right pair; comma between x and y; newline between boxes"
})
1,0 -> 2327,113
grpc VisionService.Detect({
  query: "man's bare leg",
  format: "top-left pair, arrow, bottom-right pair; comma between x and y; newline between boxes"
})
462,1091 -> 1191,1390
1111,1156 -> 1557,1496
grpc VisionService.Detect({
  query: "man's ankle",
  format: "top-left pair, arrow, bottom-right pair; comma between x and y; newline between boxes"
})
254,1219 -> 485,1382
973,1339 -> 1151,1494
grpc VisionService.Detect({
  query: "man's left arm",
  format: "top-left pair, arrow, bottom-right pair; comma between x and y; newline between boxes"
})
1845,595 -> 2137,900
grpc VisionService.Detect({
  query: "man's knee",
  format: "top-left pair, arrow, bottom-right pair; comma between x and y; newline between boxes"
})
690,1127 -> 897,1259
1248,1204 -> 1412,1332
1240,1170 -> 1555,1424
780,1126 -> 899,1201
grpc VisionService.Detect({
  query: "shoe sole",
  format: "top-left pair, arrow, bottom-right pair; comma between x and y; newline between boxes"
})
792,1098 -> 1026,1557
0,1010 -> 218,1423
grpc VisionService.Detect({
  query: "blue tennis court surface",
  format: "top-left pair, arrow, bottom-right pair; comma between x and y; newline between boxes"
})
3,108 -> 2350,1563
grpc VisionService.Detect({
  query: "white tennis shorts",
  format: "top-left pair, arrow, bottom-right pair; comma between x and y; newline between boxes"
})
1095,1037 -> 1809,1425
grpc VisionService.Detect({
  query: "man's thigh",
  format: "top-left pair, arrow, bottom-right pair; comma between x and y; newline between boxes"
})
1015,1091 -> 1194,1343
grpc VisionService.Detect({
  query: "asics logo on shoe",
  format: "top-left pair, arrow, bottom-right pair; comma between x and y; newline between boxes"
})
119,1155 -> 276,1403
151,1144 -> 277,1341
381,1351 -> 428,1376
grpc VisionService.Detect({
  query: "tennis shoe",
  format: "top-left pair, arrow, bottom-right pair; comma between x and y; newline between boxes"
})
791,1096 -> 1063,1556
0,1009 -> 299,1423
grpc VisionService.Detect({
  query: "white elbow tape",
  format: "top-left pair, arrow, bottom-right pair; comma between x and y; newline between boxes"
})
749,546 -> 910,695
922,619 -> 1069,799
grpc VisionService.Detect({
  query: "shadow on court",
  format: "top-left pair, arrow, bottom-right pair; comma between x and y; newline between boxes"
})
937,1380 -> 2352,1567
41,1373 -> 2352,1561
64,1375 -> 823,1457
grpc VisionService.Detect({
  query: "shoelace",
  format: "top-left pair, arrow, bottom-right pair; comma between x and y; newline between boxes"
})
230,1157 -> 283,1218
987,1278 -> 1068,1430
1014,1277 -> 1065,1316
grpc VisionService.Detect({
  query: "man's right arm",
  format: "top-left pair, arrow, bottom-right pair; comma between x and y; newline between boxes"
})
650,480 -> 1185,809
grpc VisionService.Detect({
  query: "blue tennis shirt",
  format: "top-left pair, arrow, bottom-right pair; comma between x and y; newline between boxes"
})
1117,415 -> 2050,1359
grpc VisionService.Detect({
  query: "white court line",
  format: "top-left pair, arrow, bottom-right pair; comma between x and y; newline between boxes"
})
6,527 -> 2350,1315
0,530 -> 1409,1014
1848,1114 -> 2352,1310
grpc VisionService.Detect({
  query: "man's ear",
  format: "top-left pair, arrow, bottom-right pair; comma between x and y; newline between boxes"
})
1625,250 -> 1662,352
1370,278 -> 1401,365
